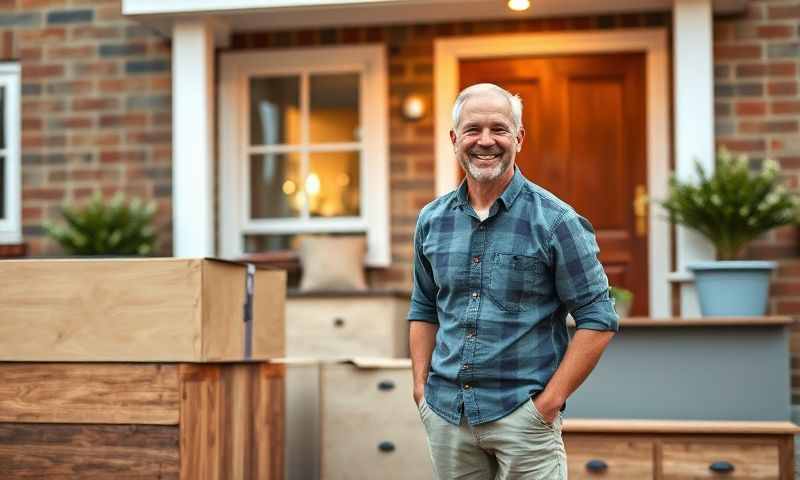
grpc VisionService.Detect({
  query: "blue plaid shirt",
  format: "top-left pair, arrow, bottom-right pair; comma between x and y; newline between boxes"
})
408,167 -> 618,426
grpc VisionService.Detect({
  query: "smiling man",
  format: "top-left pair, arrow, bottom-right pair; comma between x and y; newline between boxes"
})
408,83 -> 618,479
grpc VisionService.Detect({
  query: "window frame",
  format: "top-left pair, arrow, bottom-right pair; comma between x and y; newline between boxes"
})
0,63 -> 21,245
219,45 -> 389,266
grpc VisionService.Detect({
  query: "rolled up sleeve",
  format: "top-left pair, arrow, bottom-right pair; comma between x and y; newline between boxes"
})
549,210 -> 618,332
407,216 -> 439,324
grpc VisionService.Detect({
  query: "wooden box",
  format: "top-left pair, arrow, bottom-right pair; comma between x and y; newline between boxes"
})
286,291 -> 410,359
320,359 -> 433,480
0,362 -> 285,480
0,258 -> 285,362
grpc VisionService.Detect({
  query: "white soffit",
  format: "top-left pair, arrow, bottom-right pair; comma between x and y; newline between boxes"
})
123,0 -> 746,33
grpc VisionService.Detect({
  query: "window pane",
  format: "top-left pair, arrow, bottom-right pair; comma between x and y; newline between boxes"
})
250,152 -> 302,219
307,151 -> 360,218
250,76 -> 300,146
0,156 -> 4,220
0,86 -> 5,150
309,73 -> 360,143
243,234 -> 300,253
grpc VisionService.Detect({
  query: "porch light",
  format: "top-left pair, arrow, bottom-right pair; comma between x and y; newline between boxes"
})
508,0 -> 530,11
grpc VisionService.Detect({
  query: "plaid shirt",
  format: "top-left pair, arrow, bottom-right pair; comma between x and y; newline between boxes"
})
408,167 -> 618,426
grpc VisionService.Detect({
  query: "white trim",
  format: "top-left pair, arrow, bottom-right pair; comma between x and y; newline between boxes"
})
172,19 -> 216,256
0,63 -> 21,245
219,45 -> 390,266
673,0 -> 715,317
434,29 -> 671,317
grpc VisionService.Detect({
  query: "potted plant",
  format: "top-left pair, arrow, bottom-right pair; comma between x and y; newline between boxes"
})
609,286 -> 634,318
44,192 -> 158,256
661,148 -> 800,316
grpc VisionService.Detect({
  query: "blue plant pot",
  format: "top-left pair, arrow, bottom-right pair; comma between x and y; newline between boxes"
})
688,261 -> 776,316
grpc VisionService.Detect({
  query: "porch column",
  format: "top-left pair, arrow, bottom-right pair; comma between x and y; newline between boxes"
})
172,18 -> 216,257
672,0 -> 716,316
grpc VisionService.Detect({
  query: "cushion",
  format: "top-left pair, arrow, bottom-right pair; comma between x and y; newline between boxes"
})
298,235 -> 368,291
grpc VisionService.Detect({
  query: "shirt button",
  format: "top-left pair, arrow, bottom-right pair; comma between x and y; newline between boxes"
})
472,292 -> 479,299
464,384 -> 471,389
472,256 -> 481,264
478,225 -> 486,231
462,364 -> 470,370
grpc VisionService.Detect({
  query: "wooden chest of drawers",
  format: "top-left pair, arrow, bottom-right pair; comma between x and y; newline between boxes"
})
286,291 -> 410,359
564,420 -> 798,480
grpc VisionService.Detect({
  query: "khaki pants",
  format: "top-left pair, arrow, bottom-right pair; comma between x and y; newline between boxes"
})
418,398 -> 568,480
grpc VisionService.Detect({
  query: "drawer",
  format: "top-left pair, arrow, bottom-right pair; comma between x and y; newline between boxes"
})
320,362 -> 433,480
565,434 -> 654,479
662,441 -> 780,479
287,297 -> 409,358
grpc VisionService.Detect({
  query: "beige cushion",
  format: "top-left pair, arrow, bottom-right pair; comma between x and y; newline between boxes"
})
298,235 -> 368,291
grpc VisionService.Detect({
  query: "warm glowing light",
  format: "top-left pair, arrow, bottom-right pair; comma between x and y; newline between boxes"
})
337,173 -> 350,187
282,179 -> 296,195
507,0 -> 530,11
305,173 -> 321,196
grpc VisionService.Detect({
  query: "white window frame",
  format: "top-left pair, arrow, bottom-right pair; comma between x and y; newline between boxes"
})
219,45 -> 389,266
0,63 -> 20,245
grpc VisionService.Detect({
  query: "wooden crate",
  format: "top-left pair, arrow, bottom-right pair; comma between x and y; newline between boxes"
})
0,258 -> 285,362
0,362 -> 285,479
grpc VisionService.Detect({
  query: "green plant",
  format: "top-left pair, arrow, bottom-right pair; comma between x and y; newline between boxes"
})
44,192 -> 158,256
609,286 -> 633,304
661,148 -> 800,260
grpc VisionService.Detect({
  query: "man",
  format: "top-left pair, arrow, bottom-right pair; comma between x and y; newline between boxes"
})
408,83 -> 618,479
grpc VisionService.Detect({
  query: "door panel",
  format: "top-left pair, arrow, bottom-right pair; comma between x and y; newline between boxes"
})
460,52 -> 648,315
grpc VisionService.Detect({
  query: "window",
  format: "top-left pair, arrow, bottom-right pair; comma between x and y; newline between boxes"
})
0,63 -> 20,245
220,46 -> 389,265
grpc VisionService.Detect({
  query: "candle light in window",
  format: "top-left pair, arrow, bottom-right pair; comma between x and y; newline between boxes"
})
305,172 -> 321,196
282,179 -> 296,195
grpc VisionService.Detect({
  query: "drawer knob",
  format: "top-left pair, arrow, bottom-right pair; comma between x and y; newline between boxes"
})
378,441 -> 395,453
378,380 -> 395,391
585,459 -> 608,473
333,317 -> 345,328
709,461 -> 735,474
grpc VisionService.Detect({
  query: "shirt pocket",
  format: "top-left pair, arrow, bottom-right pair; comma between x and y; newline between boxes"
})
488,252 -> 549,312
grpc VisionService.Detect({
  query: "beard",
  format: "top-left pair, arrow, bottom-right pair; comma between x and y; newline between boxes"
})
459,151 -> 512,183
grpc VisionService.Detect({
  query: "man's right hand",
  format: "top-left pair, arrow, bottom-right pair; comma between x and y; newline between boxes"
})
413,384 -> 425,406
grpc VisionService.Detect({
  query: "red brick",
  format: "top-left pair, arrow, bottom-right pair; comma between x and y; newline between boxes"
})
19,47 -> 42,62
736,62 -> 797,78
22,206 -> 43,222
735,101 -> 767,116
126,131 -> 171,144
23,187 -> 65,201
48,170 -> 67,183
72,97 -> 119,112
69,132 -> 120,147
22,117 -> 43,131
23,64 -> 64,80
777,302 -> 800,315
53,116 -> 93,129
151,112 -> 171,126
22,99 -> 66,114
739,120 -> 798,134
20,0 -> 67,7
70,26 -> 121,40
46,45 -> 94,60
768,5 -> 800,20
772,101 -> 800,115
18,28 -> 66,45
756,25 -> 796,39
98,78 -> 148,93
716,138 -> 766,152
99,150 -> 146,164
768,81 -> 798,96
149,76 -> 171,91
779,157 -> 800,169
74,61 -> 118,76
714,44 -> 762,60
99,113 -> 147,128
22,134 -> 65,148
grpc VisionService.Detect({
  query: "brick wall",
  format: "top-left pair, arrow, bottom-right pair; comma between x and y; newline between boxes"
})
5,0 -> 172,256
226,12 -> 671,289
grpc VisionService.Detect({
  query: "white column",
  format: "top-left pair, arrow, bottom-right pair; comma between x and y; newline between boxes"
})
172,18 -> 215,257
673,0 -> 716,317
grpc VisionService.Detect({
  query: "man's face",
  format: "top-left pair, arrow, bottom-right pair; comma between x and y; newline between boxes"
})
450,92 -> 524,183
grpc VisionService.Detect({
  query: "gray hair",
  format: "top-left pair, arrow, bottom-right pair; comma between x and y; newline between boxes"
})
451,83 -> 523,132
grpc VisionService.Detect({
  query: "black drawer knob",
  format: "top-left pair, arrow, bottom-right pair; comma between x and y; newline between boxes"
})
585,459 -> 608,473
333,317 -> 345,328
709,461 -> 734,473
378,441 -> 395,453
378,380 -> 395,391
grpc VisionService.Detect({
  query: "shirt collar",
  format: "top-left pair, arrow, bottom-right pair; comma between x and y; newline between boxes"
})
453,166 -> 525,211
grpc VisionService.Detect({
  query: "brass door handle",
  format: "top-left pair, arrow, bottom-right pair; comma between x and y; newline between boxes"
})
634,185 -> 648,237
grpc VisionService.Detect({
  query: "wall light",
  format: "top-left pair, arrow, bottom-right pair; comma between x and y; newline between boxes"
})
402,95 -> 426,121
508,0 -> 530,11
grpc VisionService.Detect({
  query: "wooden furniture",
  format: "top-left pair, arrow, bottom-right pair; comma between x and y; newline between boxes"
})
319,360 -> 433,480
0,362 -> 285,479
286,290 -> 410,359
563,420 -> 800,479
0,258 -> 286,361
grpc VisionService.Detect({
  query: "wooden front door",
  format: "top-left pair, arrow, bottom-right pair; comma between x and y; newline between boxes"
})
460,52 -> 649,316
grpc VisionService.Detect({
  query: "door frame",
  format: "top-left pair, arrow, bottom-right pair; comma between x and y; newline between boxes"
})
434,28 -> 670,317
